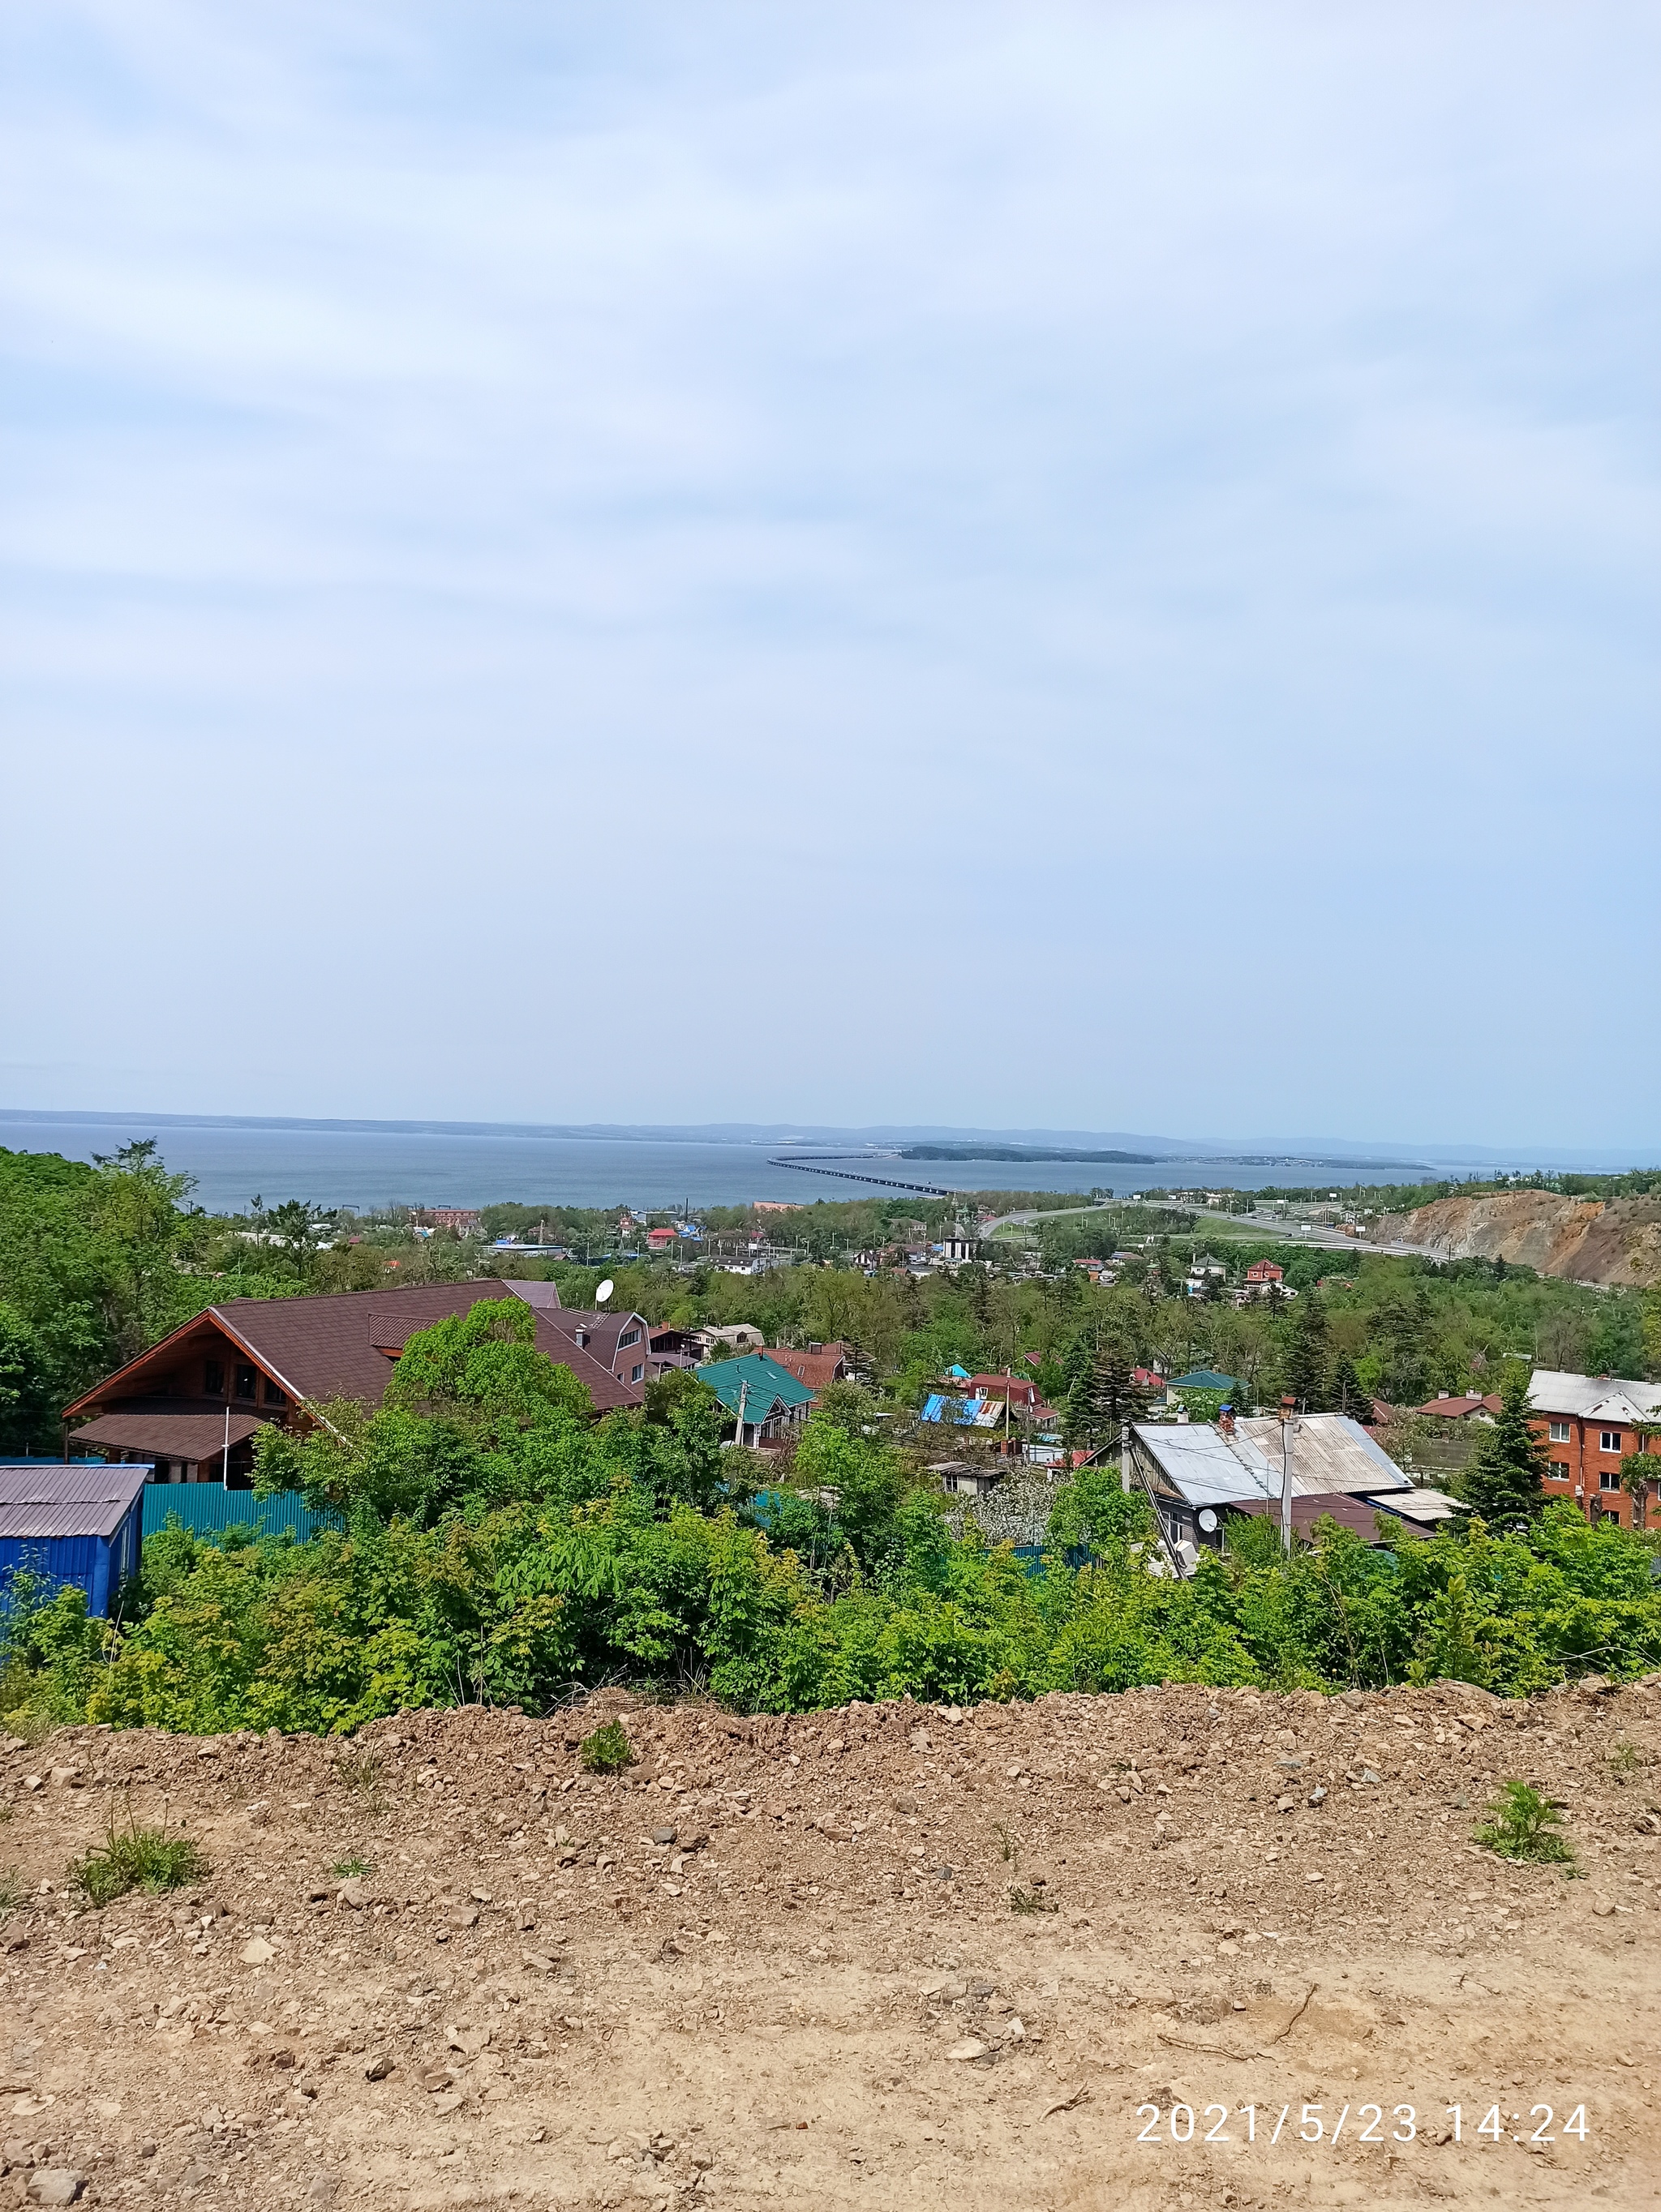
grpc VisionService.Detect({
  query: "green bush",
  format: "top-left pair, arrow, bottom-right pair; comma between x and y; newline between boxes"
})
579,1720 -> 633,1773
1474,1779 -> 1574,1864
8,1314 -> 1646,1738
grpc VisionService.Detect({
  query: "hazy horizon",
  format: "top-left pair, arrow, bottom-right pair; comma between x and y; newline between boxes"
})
2,1105 -> 1650,1176
4,5 -> 1656,1147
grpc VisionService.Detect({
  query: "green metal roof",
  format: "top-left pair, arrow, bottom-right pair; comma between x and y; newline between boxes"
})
694,1352 -> 818,1419
1171,1369 -> 1240,1394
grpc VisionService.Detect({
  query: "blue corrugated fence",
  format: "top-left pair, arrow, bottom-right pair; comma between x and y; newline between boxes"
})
141,1484 -> 341,1544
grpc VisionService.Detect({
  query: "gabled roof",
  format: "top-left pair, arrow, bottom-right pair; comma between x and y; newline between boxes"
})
1134,1413 -> 1411,1510
1415,1394 -> 1503,1419
1234,1413 -> 1411,1494
63,1280 -> 640,1422
0,1462 -> 151,1540
1528,1370 -> 1661,1423
695,1353 -> 817,1421
762,1345 -> 846,1392
1171,1369 -> 1240,1393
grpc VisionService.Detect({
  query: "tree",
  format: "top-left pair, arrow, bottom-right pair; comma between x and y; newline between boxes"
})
1586,1297 -> 1646,1382
0,1301 -> 55,1453
1619,1439 -> 1657,1531
1461,1368 -> 1550,1524
1284,1296 -> 1331,1412
1092,1340 -> 1152,1434
1333,1355 -> 1374,1422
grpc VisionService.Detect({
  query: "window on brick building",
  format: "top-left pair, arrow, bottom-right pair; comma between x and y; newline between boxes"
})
1600,1429 -> 1622,1453
1599,1467 -> 1620,1490
1548,1421 -> 1570,1443
1551,1460 -> 1571,1480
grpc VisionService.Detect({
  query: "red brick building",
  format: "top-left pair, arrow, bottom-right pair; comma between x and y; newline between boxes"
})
1527,1370 -> 1661,1528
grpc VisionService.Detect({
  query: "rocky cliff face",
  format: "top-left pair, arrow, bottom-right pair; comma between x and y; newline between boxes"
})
1390,1190 -> 1661,1287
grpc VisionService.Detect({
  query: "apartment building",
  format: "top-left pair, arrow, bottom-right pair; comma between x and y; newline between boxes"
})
1528,1370 -> 1661,1527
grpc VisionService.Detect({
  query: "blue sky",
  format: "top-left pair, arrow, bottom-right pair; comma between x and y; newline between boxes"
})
3,3 -> 1657,1150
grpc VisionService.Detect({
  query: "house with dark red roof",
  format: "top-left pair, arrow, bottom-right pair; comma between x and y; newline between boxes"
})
62,1280 -> 644,1485
760,1343 -> 850,1393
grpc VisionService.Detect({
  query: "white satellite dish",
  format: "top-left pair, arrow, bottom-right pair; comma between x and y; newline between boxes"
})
1197,1507 -> 1218,1533
595,1279 -> 614,1305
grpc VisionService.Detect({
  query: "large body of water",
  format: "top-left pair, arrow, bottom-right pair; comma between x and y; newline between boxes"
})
0,1111 -> 1509,1216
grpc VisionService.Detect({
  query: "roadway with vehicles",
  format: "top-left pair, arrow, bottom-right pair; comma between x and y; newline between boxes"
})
980,1197 -> 1424,1258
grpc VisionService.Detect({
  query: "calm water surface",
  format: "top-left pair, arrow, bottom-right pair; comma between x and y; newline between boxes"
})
0,1112 -> 1500,1215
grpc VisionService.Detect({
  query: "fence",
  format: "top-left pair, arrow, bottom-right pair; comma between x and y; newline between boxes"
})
140,1483 -> 341,1545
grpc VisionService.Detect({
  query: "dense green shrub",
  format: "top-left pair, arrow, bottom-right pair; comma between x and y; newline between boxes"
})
5,1310 -> 1657,1738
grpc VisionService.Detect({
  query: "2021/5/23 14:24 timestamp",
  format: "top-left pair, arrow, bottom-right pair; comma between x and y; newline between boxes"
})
1135,2102 -> 1591,2147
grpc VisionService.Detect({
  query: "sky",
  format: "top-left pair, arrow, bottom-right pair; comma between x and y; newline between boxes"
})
3,2 -> 1658,1151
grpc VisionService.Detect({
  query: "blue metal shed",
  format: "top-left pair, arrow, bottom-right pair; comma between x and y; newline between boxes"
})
0,1462 -> 151,1618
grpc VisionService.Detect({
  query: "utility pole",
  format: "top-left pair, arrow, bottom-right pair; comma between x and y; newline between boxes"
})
1120,1417 -> 1132,1496
1279,1392 -> 1297,1553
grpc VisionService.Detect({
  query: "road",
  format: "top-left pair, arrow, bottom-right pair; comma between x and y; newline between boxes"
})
980,1198 -> 1424,1258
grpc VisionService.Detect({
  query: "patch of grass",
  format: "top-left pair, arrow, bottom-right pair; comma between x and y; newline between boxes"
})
1474,1780 -> 1574,1865
69,1808 -> 207,1907
330,1746 -> 386,1814
0,1870 -> 29,1916
994,1822 -> 1018,1866
1608,1740 -> 1642,1781
1008,1882 -> 1057,1915
0,1707 -> 53,1748
579,1720 -> 634,1774
331,1854 -> 372,1879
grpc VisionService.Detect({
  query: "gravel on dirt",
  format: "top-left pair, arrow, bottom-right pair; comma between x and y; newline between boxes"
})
0,1674 -> 1658,2207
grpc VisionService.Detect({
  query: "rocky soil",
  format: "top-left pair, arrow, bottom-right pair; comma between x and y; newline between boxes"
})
1389,1191 -> 1661,1288
2,1676 -> 1659,2210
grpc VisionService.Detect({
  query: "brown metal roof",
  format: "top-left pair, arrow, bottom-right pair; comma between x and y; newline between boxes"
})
63,1281 -> 642,1421
71,1411 -> 267,1460
761,1346 -> 847,1392
0,1462 -> 151,1540
1229,1492 -> 1420,1542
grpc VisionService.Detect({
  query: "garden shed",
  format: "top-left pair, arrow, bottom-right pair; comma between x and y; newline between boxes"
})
0,1461 -> 150,1618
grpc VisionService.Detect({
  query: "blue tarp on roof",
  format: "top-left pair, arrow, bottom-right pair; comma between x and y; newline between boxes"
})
921,1395 -> 987,1426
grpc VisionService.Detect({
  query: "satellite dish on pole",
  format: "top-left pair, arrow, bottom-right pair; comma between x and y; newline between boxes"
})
1197,1507 -> 1218,1534
595,1279 -> 614,1305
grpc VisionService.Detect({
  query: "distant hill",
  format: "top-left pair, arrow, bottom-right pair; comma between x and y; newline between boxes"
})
1390,1190 -> 1661,1287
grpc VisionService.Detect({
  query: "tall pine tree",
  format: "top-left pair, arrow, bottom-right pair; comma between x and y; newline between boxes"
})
1284,1294 -> 1332,1411
1461,1366 -> 1550,1523
1094,1340 -> 1152,1434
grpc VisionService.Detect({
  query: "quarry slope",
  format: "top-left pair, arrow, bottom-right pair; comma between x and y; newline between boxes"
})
1389,1190 -> 1661,1287
4,1678 -> 1660,2211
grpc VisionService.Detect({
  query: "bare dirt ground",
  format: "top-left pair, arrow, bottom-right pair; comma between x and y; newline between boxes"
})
2,1675 -> 1659,2211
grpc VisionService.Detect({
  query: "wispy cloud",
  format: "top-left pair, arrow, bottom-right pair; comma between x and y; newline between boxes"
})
2,2 -> 1657,1142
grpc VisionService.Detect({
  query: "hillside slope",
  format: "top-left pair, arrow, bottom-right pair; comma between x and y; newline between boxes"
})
1389,1190 -> 1661,1287
2,1679 -> 1659,2209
